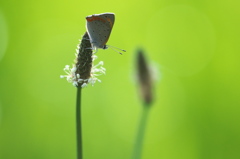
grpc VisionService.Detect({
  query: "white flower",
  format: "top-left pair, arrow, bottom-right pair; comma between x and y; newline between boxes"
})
60,55 -> 105,88
60,32 -> 106,88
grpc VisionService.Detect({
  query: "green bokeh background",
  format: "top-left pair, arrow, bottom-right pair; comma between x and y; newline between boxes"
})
1,0 -> 240,159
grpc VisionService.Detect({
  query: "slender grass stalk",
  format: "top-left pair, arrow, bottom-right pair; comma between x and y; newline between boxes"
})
132,105 -> 151,159
76,86 -> 82,159
61,32 -> 106,159
133,49 -> 155,159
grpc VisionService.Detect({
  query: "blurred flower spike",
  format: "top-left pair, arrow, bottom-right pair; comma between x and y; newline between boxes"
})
60,32 -> 106,88
136,49 -> 154,105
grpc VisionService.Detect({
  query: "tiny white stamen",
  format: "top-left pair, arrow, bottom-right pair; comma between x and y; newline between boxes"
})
81,83 -> 88,88
78,79 -> 84,82
71,67 -> 77,73
98,61 -> 104,65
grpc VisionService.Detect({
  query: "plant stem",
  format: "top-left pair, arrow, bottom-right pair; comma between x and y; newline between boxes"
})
132,104 -> 150,159
76,86 -> 82,159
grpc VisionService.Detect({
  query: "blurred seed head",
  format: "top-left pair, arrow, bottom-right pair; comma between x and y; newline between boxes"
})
60,32 -> 106,87
136,49 -> 154,105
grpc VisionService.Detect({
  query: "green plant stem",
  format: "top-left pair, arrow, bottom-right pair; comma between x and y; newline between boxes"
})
76,86 -> 82,159
132,104 -> 150,159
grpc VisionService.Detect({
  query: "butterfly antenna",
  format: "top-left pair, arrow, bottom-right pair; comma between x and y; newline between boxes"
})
108,45 -> 126,52
109,47 -> 123,55
107,45 -> 126,55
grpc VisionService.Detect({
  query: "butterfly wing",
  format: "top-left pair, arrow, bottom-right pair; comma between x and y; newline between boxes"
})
86,13 -> 115,49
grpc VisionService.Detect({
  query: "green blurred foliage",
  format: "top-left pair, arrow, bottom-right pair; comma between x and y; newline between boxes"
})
0,0 -> 240,159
